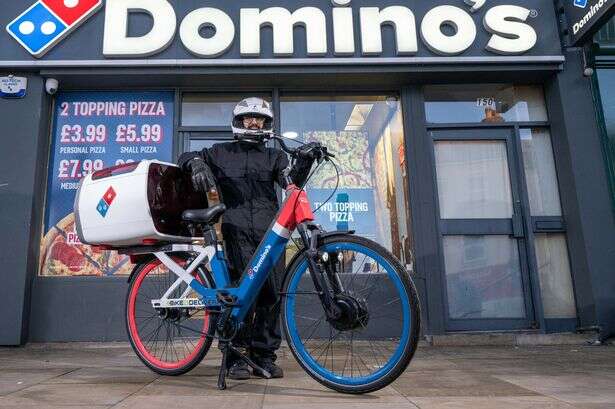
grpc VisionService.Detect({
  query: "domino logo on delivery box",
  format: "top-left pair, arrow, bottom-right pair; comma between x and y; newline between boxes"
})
6,0 -> 102,57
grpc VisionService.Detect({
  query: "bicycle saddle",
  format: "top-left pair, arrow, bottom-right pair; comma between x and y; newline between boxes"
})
182,203 -> 226,225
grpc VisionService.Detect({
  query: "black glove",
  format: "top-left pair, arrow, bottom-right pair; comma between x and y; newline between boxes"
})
296,142 -> 323,161
188,157 -> 216,193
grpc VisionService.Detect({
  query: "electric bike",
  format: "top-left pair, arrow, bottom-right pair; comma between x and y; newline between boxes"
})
121,136 -> 421,394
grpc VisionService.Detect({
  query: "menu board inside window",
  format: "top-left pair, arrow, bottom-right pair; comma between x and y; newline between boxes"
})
39,91 -> 174,277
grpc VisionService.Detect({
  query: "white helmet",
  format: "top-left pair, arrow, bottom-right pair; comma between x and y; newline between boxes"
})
232,97 -> 274,142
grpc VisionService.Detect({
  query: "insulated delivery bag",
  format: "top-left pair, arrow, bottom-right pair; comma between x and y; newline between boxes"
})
74,160 -> 208,248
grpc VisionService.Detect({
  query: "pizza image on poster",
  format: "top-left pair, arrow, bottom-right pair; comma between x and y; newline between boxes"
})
40,213 -> 133,276
40,91 -> 174,277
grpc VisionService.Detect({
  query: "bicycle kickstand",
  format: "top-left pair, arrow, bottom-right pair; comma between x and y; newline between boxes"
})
217,341 -> 229,390
216,342 -> 272,390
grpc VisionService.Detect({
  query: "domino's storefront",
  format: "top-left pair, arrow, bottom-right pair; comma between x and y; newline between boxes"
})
1,0 -> 615,345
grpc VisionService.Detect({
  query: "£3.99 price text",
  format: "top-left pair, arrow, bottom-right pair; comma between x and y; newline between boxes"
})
60,124 -> 107,144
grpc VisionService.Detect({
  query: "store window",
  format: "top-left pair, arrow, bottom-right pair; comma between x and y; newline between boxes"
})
595,17 -> 615,45
534,234 -> 576,319
443,235 -> 526,319
435,140 -> 513,219
595,69 -> 615,209
280,95 -> 413,267
181,94 -> 270,127
520,128 -> 576,319
520,129 -> 562,216
424,84 -> 548,124
180,93 -> 272,156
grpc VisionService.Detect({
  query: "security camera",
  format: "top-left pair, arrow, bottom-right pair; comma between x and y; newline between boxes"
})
583,67 -> 594,77
45,78 -> 59,95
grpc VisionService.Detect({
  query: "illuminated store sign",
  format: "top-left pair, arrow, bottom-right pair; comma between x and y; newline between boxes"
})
103,0 -> 537,57
6,0 -> 542,59
562,0 -> 614,45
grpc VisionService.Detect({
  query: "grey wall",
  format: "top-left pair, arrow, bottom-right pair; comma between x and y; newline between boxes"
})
0,74 -> 50,345
546,48 -> 615,341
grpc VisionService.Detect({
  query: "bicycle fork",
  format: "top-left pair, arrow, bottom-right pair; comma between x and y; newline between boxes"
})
295,224 -> 343,322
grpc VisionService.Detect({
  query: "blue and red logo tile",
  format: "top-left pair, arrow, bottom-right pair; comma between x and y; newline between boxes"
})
96,186 -> 116,218
574,0 -> 588,8
6,0 -> 102,57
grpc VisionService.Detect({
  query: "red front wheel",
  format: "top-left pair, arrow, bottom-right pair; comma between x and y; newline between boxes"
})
126,256 -> 215,375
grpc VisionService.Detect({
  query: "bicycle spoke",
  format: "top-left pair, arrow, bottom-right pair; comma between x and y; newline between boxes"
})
129,261 -> 211,369
287,240 -> 413,386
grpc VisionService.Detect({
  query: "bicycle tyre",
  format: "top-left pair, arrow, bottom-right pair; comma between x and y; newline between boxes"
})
281,234 -> 421,394
126,256 -> 215,376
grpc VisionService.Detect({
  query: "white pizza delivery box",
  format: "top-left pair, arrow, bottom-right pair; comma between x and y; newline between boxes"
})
74,160 -> 207,247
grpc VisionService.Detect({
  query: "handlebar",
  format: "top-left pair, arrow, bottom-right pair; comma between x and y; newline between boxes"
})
269,135 -> 336,160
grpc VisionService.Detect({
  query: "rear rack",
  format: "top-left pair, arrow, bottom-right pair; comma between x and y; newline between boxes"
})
118,243 -> 207,256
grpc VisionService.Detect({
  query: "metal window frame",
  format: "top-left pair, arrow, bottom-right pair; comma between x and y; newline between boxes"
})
408,84 -> 577,333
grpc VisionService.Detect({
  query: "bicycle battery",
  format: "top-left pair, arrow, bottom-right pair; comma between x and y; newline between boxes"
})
74,160 -> 208,248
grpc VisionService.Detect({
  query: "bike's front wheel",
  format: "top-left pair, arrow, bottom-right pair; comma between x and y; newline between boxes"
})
282,234 -> 421,394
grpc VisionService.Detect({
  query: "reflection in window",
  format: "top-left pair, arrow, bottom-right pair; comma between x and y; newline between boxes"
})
534,234 -> 576,319
443,235 -> 526,319
435,140 -> 513,219
189,139 -> 227,152
424,84 -> 547,123
520,129 -> 562,216
281,96 -> 413,268
181,94 -> 271,127
596,69 -> 615,208
595,16 -> 615,46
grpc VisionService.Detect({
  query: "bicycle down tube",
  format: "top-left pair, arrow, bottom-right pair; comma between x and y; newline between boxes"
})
150,184 -> 314,323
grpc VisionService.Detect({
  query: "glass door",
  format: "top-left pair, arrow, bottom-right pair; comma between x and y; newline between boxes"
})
431,128 -> 535,330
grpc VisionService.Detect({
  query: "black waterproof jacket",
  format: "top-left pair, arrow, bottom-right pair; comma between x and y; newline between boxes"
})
177,141 -> 313,237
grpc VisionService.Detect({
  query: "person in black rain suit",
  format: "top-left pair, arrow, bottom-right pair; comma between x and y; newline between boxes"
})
178,97 -> 320,380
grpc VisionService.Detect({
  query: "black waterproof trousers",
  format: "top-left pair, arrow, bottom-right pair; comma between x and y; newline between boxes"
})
178,141 -> 312,361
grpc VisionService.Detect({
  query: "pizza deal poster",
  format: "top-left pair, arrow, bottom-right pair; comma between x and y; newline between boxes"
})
304,130 -> 377,241
39,91 -> 174,277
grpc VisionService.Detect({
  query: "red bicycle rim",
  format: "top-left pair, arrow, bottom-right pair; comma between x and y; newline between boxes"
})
127,260 -> 209,370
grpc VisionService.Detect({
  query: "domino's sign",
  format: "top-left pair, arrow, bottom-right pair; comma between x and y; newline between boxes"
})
3,0 -> 561,61
563,0 -> 615,45
6,0 -> 102,57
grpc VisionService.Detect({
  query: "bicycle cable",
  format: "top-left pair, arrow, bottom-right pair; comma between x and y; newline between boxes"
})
275,133 -> 341,217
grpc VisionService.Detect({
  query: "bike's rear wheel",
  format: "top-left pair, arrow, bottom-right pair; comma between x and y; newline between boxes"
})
282,234 -> 421,394
126,256 -> 215,376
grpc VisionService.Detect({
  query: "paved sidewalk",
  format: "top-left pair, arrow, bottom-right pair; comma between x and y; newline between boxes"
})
0,342 -> 614,408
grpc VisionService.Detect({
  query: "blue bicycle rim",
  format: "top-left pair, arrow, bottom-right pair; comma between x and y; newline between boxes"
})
285,242 -> 411,386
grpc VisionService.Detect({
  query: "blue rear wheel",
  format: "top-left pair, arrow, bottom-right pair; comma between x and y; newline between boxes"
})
282,234 -> 421,394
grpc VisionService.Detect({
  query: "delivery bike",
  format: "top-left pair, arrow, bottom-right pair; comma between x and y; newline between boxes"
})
120,136 -> 421,394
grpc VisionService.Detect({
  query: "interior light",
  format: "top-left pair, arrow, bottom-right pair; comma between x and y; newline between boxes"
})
344,104 -> 374,131
283,131 -> 299,139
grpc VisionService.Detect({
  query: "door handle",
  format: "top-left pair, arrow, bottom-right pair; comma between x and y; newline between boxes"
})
512,200 -> 525,238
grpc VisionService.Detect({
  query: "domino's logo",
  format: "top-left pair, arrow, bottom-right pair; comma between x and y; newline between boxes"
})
96,186 -> 116,218
6,0 -> 102,58
573,0 -> 588,8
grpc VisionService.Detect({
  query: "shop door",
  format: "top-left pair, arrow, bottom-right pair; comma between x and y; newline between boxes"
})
431,128 -> 534,331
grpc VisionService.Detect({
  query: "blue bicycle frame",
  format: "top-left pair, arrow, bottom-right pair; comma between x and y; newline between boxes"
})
144,184 -> 312,323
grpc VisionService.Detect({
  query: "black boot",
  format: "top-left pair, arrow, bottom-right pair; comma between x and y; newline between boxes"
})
227,360 -> 251,380
252,358 -> 284,379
